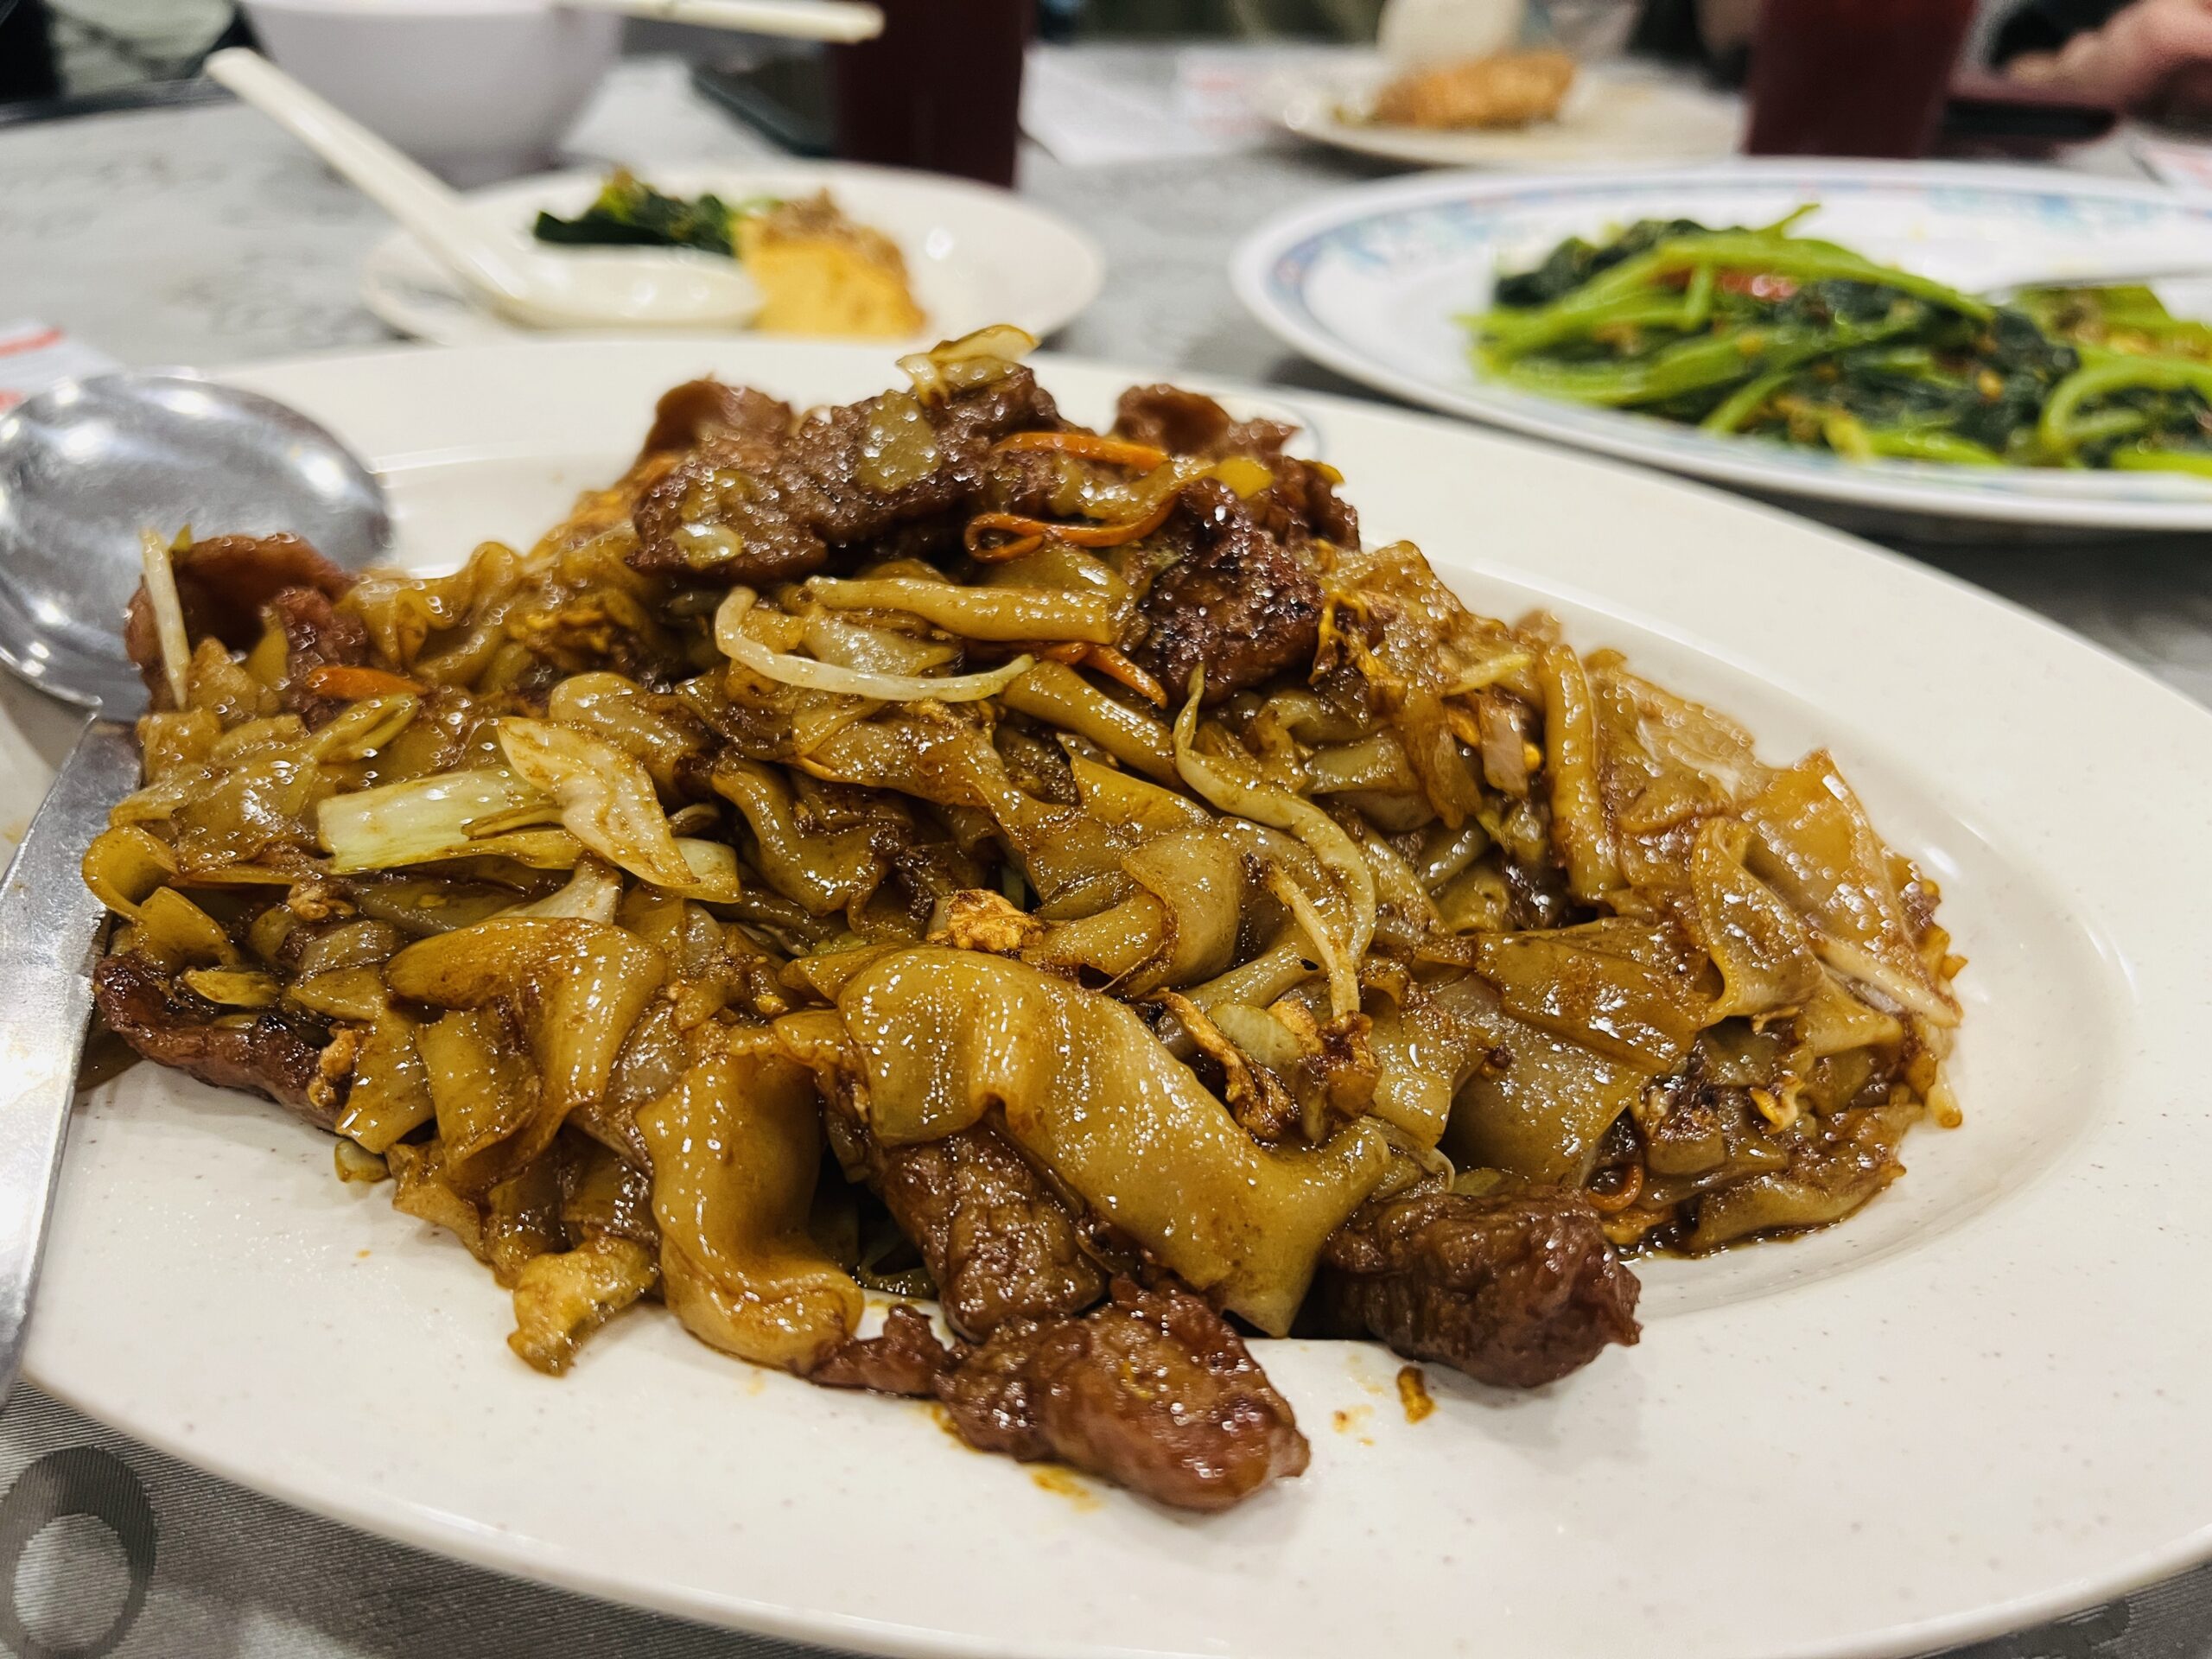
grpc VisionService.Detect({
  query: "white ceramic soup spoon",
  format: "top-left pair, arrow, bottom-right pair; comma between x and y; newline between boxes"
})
206,48 -> 762,332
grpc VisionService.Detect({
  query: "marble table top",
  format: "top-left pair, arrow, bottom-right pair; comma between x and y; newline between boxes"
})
0,49 -> 2206,1659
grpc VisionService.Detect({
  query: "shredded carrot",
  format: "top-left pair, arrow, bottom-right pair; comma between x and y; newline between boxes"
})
994,431 -> 1169,472
964,493 -> 1179,556
303,664 -> 423,700
1078,645 -> 1166,707
1017,643 -> 1162,703
1586,1163 -> 1644,1214
968,531 -> 1044,565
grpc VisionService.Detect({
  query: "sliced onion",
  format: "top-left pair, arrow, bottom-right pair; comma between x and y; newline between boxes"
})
498,717 -> 733,899
318,766 -> 558,873
1173,680 -> 1376,1020
802,610 -> 958,676
1262,861 -> 1356,1019
672,836 -> 747,905
507,857 -> 624,923
715,588 -> 1031,703
897,324 -> 1038,404
807,576 -> 1119,645
138,529 -> 191,709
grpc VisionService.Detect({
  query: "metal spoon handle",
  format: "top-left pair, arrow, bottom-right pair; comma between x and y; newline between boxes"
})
0,718 -> 139,1404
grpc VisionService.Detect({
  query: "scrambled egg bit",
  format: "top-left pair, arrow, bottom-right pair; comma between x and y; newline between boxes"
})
741,193 -> 926,340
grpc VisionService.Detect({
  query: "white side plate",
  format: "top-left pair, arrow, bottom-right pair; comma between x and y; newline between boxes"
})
27,338 -> 2212,1659
361,162 -> 1106,346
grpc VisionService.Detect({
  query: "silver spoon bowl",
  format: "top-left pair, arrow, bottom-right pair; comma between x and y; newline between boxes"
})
0,374 -> 390,714
0,370 -> 390,1404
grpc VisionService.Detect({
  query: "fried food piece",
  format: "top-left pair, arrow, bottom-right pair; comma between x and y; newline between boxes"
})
1113,385 -> 1295,461
1309,1184 -> 1641,1388
1370,50 -> 1578,130
508,1233 -> 661,1376
1112,386 -> 1360,549
264,587 -> 372,728
934,1277 -> 1309,1512
738,192 -> 927,340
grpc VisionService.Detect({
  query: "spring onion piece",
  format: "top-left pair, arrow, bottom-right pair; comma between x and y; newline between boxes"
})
318,767 -> 559,873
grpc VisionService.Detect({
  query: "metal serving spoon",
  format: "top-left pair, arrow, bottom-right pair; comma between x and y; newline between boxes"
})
206,50 -> 763,333
0,371 -> 391,1404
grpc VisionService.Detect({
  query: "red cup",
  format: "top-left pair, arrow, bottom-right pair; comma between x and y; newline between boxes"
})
1745,0 -> 1978,160
830,0 -> 1029,188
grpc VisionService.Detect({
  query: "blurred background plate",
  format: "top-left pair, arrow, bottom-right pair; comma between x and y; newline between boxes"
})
360,159 -> 1106,345
1235,159 -> 2212,532
1259,50 -> 1742,170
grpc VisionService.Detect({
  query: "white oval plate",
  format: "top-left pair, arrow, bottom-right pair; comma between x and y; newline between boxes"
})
1235,160 -> 2212,531
360,161 -> 1106,346
1261,53 -> 1742,171
26,338 -> 2212,1659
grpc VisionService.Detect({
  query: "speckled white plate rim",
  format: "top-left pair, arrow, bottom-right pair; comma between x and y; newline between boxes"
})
20,337 -> 2212,1659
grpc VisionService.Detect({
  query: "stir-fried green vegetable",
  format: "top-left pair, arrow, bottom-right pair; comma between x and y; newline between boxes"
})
1467,213 -> 2212,471
532,168 -> 777,257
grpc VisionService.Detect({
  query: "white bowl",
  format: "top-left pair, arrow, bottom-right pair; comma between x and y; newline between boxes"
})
238,0 -> 621,185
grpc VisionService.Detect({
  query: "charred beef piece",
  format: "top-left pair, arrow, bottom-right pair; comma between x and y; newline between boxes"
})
123,534 -> 358,708
629,367 -> 1062,586
979,445 -> 1069,520
1114,385 -> 1357,551
1310,1185 -> 1641,1389
1504,855 -> 1578,931
629,433 -> 828,588
812,1304 -> 954,1396
1112,385 -> 1294,461
638,378 -> 796,457
265,587 -> 372,727
1256,455 -> 1359,552
874,1125 -> 1107,1341
1136,479 -> 1325,705
92,951 -> 342,1129
934,1277 -> 1310,1512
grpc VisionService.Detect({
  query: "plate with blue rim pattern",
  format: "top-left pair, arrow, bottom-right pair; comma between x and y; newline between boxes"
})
1235,160 -> 2212,531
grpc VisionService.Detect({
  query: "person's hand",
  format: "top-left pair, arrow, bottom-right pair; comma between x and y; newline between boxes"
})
2007,0 -> 2212,115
